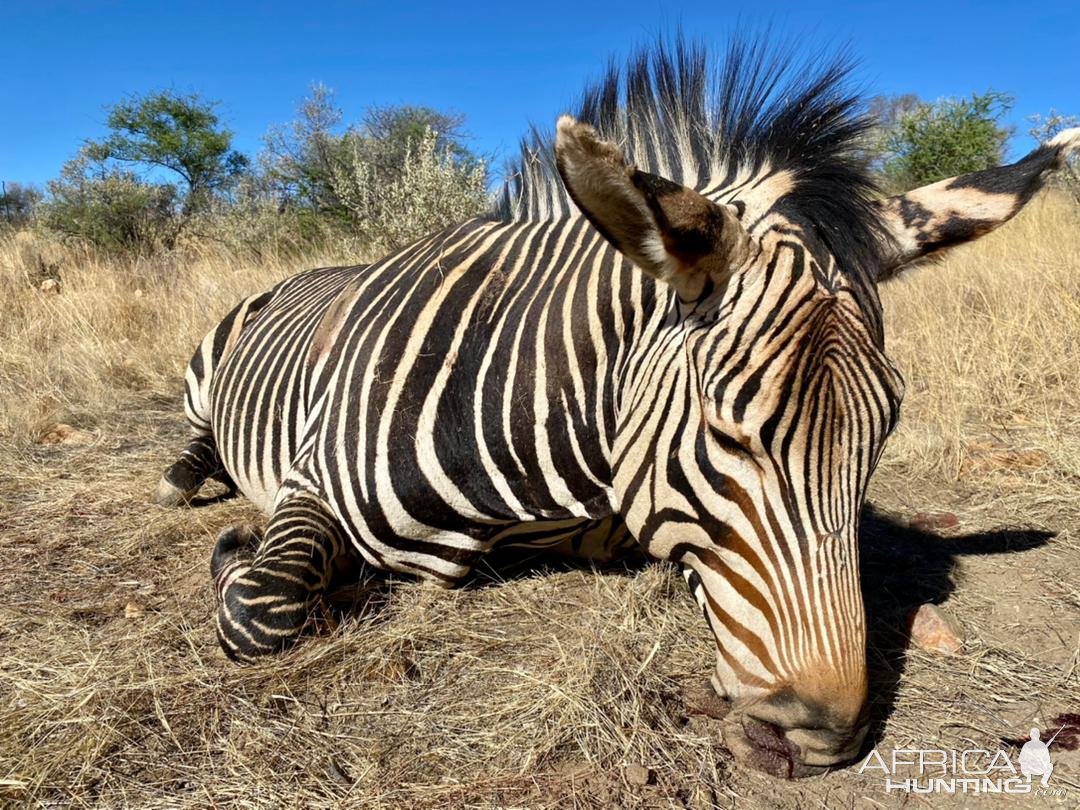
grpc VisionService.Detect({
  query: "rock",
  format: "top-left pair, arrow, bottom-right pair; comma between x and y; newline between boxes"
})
39,278 -> 61,294
908,603 -> 964,653
38,423 -> 91,445
624,762 -> 652,786
910,511 -> 959,531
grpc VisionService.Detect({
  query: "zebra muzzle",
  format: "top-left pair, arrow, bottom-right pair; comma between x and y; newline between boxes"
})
729,715 -> 823,779
721,708 -> 869,778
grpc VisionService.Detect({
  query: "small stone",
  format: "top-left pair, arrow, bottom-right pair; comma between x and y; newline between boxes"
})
624,762 -> 652,786
39,423 -> 91,445
910,511 -> 959,531
39,278 -> 61,294
908,603 -> 964,653
124,601 -> 144,619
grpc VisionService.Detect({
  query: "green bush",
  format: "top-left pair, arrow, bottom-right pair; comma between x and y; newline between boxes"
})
39,152 -> 180,253
327,126 -> 488,253
879,91 -> 1013,192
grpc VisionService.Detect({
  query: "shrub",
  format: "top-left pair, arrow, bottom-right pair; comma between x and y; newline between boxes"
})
39,151 -> 180,253
0,182 -> 43,227
879,91 -> 1013,192
262,87 -> 488,251
182,173 -> 335,261
31,86 -> 489,260
328,126 -> 488,253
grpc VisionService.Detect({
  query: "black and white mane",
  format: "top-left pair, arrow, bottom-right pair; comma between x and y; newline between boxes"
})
494,36 -> 890,280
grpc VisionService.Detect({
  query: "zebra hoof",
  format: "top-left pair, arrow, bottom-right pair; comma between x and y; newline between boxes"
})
151,476 -> 198,507
210,524 -> 262,581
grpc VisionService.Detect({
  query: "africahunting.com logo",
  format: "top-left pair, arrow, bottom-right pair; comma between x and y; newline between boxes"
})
858,721 -> 1076,797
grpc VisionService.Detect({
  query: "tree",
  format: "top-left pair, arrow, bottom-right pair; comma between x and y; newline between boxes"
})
878,91 -> 1014,192
262,85 -> 485,221
85,90 -> 248,214
0,182 -> 43,226
360,105 -> 477,178
40,150 -> 180,251
856,94 -> 921,173
1028,108 -> 1079,144
261,83 -> 347,214
867,94 -> 922,134
1028,109 -> 1080,198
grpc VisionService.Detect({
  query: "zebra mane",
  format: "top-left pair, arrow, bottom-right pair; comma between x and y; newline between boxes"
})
493,35 -> 889,275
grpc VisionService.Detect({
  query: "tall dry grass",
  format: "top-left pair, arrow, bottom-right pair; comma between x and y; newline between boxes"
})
877,192 -> 1080,511
3,191 -> 1076,474
0,230 -> 365,445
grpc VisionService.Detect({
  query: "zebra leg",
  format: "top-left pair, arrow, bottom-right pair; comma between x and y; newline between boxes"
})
153,433 -> 234,506
211,491 -> 345,662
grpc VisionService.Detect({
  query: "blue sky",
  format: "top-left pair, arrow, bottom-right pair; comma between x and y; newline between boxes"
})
3,0 -> 1078,187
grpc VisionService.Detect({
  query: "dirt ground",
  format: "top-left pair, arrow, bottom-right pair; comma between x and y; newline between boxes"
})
1,194 -> 1079,807
2,391 -> 1078,809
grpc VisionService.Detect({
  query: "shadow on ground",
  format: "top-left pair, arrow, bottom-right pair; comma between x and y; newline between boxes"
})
321,501 -> 1055,764
858,503 -> 1054,752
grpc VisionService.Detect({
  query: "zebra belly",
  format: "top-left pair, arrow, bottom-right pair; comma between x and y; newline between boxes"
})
319,489 -> 627,582
493,514 -> 632,561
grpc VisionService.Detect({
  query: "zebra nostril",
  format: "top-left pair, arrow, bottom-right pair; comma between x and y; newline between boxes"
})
737,715 -> 812,778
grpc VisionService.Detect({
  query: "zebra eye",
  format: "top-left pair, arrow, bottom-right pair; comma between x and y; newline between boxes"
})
707,424 -> 754,457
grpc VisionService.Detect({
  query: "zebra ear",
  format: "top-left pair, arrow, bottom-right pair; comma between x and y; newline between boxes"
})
554,115 -> 754,302
874,127 -> 1080,280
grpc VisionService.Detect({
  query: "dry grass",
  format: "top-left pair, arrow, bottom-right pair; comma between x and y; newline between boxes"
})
879,192 -> 1080,509
0,193 -> 1078,808
0,231 -> 357,444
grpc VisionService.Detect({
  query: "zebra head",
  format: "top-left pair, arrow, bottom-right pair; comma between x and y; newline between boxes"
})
556,115 -> 1080,776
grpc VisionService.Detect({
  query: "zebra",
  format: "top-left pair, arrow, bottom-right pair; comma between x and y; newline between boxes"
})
156,39 -> 1080,776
